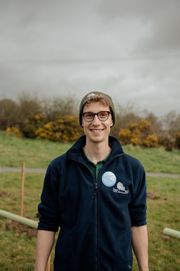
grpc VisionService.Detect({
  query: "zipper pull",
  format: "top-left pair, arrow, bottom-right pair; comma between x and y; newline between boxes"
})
94,182 -> 98,190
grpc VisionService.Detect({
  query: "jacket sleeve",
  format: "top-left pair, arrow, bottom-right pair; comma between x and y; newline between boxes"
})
37,163 -> 60,232
129,165 -> 147,227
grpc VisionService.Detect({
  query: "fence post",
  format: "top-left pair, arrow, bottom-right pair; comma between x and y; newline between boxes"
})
0,209 -> 52,270
163,228 -> 180,239
20,161 -> 25,216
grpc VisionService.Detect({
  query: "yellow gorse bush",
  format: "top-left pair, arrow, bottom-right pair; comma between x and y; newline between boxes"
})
5,126 -> 23,138
36,115 -> 82,142
119,118 -> 159,147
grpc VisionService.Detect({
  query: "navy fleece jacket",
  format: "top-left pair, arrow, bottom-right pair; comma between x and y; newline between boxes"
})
38,136 -> 147,271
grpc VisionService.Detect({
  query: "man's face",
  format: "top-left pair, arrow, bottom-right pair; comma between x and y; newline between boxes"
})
82,101 -> 113,144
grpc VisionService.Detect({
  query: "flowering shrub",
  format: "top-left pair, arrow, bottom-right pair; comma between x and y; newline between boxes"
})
118,128 -> 131,145
35,115 -> 82,142
119,118 -> 159,147
20,113 -> 46,138
142,134 -> 159,147
5,126 -> 23,137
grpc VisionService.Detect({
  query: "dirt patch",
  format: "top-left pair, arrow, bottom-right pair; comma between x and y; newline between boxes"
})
147,191 -> 160,200
5,220 -> 37,237
0,191 -> 11,197
147,191 -> 167,200
0,190 -> 16,200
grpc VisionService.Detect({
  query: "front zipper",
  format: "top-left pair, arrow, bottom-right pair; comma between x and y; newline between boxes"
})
71,152 -> 125,271
94,176 -> 99,271
93,156 -> 124,271
79,161 -> 99,271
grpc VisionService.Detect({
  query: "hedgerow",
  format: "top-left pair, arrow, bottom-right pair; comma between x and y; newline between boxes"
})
0,97 -> 179,149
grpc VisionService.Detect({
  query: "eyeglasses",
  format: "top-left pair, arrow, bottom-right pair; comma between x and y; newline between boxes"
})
82,111 -> 111,122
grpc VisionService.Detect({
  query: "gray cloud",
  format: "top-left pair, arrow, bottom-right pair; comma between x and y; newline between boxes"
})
0,0 -> 179,116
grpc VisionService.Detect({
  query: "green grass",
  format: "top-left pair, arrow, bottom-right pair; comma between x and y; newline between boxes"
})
124,144 -> 180,174
146,177 -> 180,271
0,174 -> 179,270
0,132 -> 180,270
0,132 -> 72,168
0,173 -> 41,271
0,132 -> 180,173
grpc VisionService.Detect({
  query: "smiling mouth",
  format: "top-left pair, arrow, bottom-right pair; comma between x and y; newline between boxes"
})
90,129 -> 104,131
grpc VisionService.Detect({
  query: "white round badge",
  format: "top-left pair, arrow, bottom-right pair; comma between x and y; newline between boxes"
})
102,171 -> 117,187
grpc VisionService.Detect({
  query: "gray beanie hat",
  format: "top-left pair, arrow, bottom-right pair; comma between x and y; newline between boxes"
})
79,91 -> 115,126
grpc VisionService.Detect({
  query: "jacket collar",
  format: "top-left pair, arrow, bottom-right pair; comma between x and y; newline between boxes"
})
67,135 -> 124,162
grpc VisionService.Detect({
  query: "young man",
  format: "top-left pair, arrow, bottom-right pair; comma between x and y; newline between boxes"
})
35,91 -> 149,271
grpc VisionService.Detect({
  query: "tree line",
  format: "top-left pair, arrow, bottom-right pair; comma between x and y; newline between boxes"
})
0,96 -> 179,150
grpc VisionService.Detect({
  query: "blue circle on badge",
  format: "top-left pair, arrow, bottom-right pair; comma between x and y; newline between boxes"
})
102,171 -> 117,187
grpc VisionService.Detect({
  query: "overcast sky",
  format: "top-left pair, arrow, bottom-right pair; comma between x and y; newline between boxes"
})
0,0 -> 180,116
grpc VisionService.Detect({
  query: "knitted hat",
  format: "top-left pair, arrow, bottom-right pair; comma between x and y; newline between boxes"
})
79,91 -> 115,126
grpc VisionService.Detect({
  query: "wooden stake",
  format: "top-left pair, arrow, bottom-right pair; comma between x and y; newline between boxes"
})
20,161 -> 25,216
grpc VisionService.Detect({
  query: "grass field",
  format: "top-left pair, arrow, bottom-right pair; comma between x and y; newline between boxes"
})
0,132 -> 180,173
0,132 -> 180,270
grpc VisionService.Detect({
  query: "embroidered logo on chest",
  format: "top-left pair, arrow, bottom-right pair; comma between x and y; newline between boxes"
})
113,181 -> 129,194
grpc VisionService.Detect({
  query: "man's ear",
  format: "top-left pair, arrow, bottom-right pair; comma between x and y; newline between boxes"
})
110,119 -> 113,128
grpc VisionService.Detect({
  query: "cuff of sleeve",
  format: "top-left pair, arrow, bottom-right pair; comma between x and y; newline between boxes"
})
37,222 -> 59,232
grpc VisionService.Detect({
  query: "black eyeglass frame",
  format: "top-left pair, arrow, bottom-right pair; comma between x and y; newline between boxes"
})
82,111 -> 111,122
